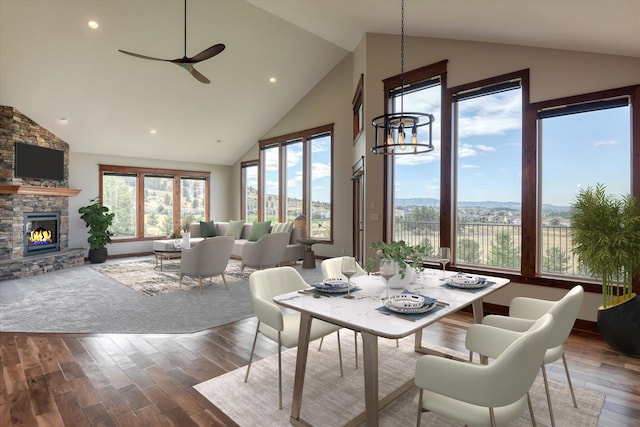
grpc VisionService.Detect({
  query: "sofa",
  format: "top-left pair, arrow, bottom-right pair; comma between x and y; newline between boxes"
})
187,221 -> 305,264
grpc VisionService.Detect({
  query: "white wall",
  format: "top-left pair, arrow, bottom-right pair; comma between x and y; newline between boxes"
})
231,54 -> 355,258
69,152 -> 233,256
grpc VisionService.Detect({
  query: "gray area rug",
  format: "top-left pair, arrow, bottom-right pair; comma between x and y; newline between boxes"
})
0,257 -> 324,334
195,335 -> 605,426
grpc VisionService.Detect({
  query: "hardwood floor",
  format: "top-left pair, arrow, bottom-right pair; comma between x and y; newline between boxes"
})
1,312 -> 639,426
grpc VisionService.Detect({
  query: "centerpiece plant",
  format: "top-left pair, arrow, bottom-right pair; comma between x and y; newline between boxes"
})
365,240 -> 427,279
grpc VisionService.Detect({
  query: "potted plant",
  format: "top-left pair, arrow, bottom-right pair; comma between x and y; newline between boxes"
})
365,240 -> 428,287
571,183 -> 640,355
78,197 -> 115,263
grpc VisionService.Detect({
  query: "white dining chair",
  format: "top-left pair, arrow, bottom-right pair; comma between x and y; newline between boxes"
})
468,285 -> 584,427
416,314 -> 554,426
320,257 -> 368,367
244,266 -> 344,409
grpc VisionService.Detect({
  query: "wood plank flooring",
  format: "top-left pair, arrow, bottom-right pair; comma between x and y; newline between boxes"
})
1,312 -> 639,426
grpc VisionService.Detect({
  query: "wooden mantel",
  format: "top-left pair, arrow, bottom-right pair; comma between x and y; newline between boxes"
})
0,185 -> 81,197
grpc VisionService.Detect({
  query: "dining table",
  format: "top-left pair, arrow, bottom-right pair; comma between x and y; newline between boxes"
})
273,268 -> 510,427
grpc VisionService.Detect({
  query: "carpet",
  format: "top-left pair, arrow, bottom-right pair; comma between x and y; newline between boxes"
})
194,334 -> 605,426
91,258 -> 247,296
0,256 -> 325,334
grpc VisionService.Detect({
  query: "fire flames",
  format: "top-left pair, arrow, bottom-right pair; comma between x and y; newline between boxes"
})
29,227 -> 52,245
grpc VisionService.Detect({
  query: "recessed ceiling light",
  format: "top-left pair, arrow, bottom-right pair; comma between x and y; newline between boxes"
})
269,77 -> 277,83
216,139 -> 222,143
59,118 -> 68,125
149,129 -> 157,134
88,20 -> 99,29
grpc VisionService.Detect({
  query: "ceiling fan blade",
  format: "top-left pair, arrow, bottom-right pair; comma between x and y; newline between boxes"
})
176,63 -> 210,84
189,43 -> 226,63
118,50 -> 168,62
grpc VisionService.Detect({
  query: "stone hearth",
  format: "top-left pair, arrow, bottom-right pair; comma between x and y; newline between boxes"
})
0,106 -> 84,280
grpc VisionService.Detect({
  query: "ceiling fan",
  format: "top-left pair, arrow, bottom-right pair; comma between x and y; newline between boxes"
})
118,0 -> 225,84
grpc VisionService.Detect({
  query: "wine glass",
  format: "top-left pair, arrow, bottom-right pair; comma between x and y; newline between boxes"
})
437,247 -> 450,280
341,256 -> 357,299
379,258 -> 396,300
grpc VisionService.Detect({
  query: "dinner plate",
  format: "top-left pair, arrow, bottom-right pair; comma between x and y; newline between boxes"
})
383,298 -> 436,314
445,274 -> 490,289
312,282 -> 356,293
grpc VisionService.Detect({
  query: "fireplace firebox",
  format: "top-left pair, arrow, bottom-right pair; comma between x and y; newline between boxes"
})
24,212 -> 60,255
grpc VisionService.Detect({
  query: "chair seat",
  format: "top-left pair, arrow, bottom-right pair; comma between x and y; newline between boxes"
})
259,311 -> 340,348
419,391 -> 528,426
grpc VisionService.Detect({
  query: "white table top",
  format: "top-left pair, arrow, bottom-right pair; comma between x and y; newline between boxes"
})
274,269 -> 510,339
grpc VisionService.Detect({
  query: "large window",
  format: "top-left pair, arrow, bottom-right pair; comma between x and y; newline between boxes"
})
262,144 -> 280,223
100,165 -> 210,241
241,160 -> 258,223
259,124 -> 334,240
538,97 -> 631,278
387,61 -> 447,257
452,78 -> 523,271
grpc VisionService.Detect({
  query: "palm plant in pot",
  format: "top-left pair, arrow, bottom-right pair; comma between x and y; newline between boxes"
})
78,197 -> 115,263
570,183 -> 640,355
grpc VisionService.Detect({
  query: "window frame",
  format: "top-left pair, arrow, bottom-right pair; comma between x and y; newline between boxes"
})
383,60 -> 448,241
258,124 -> 334,241
450,72 -> 525,272
99,164 -> 210,242
241,160 -> 259,223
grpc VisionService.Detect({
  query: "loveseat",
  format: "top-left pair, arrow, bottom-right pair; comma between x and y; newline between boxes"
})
187,221 -> 305,264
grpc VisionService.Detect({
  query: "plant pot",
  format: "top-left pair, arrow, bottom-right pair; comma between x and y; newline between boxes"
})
597,293 -> 640,356
387,263 -> 416,289
88,247 -> 108,264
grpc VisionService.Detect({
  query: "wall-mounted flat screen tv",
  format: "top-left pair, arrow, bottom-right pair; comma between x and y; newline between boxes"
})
14,142 -> 65,181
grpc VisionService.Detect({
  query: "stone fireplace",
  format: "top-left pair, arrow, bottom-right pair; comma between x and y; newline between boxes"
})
0,106 -> 84,280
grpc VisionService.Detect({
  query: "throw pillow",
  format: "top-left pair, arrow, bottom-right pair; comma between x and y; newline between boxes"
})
199,220 -> 216,238
271,221 -> 293,234
248,221 -> 272,242
225,220 -> 245,239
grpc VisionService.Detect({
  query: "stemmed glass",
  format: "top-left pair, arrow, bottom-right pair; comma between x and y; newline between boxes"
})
379,257 -> 396,300
341,256 -> 357,299
437,247 -> 451,280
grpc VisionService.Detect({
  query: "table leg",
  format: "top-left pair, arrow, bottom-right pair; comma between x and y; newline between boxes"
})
290,312 -> 313,424
361,332 -> 379,427
471,299 -> 489,364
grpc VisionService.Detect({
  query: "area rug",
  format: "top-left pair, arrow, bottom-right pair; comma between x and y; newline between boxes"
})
92,258 -> 248,296
194,334 -> 605,426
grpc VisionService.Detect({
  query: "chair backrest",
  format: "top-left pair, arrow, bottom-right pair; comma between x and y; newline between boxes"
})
181,236 -> 234,276
511,286 -> 584,349
244,232 -> 290,268
249,266 -> 308,301
320,257 -> 367,280
477,314 -> 554,408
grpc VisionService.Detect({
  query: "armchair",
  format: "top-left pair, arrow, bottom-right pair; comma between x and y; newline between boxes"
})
179,236 -> 234,294
415,314 -> 554,426
240,232 -> 290,272
469,285 -> 584,426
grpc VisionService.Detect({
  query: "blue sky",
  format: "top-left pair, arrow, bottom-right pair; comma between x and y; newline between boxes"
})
394,86 -> 631,207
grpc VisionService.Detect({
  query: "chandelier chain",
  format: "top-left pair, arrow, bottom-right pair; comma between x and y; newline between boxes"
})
400,0 -> 405,114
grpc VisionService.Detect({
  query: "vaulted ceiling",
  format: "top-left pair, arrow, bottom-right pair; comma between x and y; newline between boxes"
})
1,0 -> 638,166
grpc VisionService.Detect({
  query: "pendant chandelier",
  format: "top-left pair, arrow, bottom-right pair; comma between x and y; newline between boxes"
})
371,0 -> 434,155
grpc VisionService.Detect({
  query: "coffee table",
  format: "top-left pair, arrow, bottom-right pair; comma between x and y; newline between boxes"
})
152,239 -> 182,271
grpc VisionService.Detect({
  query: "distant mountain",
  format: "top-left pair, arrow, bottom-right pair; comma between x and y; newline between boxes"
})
395,198 -> 570,211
